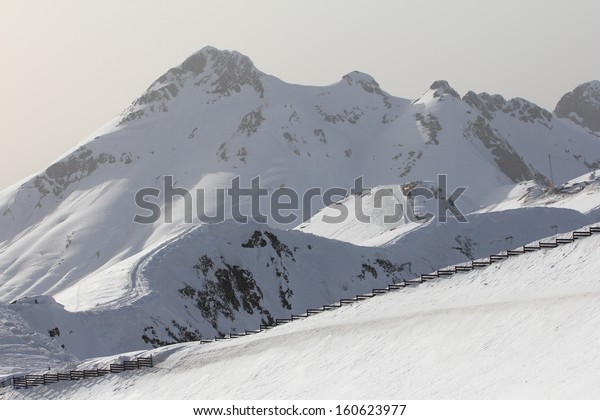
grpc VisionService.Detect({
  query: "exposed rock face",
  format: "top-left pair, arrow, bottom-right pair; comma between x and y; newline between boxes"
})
429,80 -> 461,100
137,227 -> 414,347
555,81 -> 600,134
236,107 -> 265,137
342,71 -> 392,108
119,46 -> 265,124
466,116 -> 540,183
463,91 -> 553,128
31,146 -> 133,204
414,112 -> 442,145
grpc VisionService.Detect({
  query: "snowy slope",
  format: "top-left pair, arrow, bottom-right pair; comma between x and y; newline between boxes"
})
478,171 -> 600,217
298,172 -> 600,246
6,226 -> 600,399
0,302 -> 76,378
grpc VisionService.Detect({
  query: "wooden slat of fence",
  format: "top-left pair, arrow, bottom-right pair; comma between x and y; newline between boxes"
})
437,270 -> 455,276
25,375 -> 44,387
507,250 -> 524,255
70,371 -> 84,380
372,288 -> 389,295
137,357 -> 153,368
43,373 -> 59,384
573,231 -> 591,237
404,279 -> 422,285
307,308 -> 325,314
110,364 -> 125,373
13,377 -> 27,389
472,261 -> 491,267
340,298 -> 358,303
122,361 -> 139,370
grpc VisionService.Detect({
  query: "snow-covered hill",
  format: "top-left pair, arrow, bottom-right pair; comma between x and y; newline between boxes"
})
1,46 -> 599,378
1,207 -> 590,366
298,173 -> 600,246
5,225 -> 600,399
0,303 -> 76,379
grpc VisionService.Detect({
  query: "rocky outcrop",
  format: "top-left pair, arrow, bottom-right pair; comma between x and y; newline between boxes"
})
555,80 -> 600,134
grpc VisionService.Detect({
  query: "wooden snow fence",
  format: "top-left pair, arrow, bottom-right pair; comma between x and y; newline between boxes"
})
10,356 -> 153,390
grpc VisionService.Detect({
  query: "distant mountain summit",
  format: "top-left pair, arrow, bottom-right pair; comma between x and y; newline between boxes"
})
555,80 -> 600,135
119,46 -> 265,124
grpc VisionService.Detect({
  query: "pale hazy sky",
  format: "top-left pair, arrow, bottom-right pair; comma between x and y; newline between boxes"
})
1,0 -> 599,191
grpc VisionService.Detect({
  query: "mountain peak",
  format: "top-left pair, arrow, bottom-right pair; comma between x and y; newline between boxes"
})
341,71 -> 386,95
155,46 -> 261,85
413,80 -> 460,105
342,71 -> 380,87
119,46 -> 264,124
429,80 -> 460,100
554,80 -> 600,134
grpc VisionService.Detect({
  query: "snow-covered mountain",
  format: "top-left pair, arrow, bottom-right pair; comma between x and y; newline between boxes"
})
1,46 -> 599,377
555,80 -> 600,135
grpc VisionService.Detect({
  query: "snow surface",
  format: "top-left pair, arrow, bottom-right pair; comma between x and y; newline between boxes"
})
296,180 -> 598,246
0,302 -> 75,379
5,229 -> 600,399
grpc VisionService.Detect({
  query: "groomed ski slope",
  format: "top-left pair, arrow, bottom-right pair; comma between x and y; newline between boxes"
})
7,229 -> 600,399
